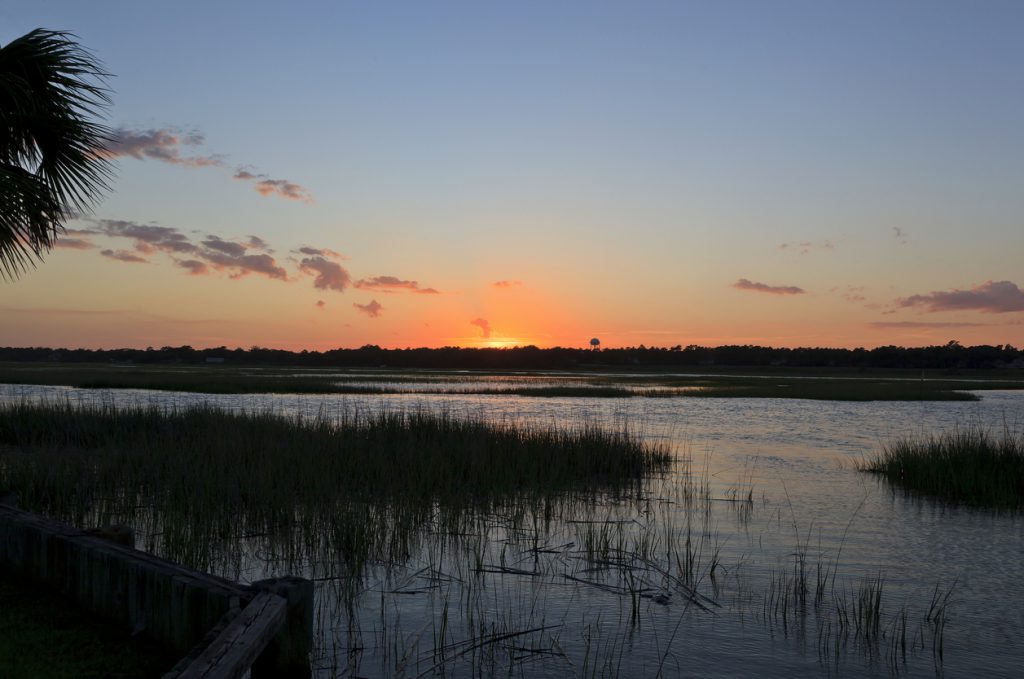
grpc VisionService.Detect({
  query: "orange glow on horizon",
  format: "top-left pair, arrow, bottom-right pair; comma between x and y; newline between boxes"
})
480,338 -> 530,349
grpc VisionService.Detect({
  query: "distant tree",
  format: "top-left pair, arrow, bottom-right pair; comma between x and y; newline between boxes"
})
0,29 -> 113,277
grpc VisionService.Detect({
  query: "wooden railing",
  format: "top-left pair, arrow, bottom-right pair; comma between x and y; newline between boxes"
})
0,500 -> 312,677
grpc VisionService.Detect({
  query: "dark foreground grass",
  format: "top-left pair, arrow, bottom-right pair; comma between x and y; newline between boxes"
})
861,428 -> 1024,510
0,401 -> 669,579
0,574 -> 178,678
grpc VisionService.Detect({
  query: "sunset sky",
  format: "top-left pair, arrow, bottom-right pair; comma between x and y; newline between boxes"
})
3,2 -> 1023,350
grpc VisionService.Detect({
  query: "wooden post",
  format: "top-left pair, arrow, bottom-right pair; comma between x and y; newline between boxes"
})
175,592 -> 287,679
249,576 -> 314,678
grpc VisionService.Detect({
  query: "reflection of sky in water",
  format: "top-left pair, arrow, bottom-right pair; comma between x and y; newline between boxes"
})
2,382 -> 1021,678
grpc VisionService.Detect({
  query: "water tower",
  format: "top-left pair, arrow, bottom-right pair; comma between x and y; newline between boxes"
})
589,337 -> 601,351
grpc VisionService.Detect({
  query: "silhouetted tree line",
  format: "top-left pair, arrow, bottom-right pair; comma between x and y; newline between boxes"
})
1,341 -> 1022,371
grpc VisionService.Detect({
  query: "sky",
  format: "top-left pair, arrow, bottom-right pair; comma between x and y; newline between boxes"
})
2,1 -> 1023,350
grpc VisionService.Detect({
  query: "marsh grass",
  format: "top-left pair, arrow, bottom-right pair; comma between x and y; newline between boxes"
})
0,400 -> 669,584
861,427 -> 1024,509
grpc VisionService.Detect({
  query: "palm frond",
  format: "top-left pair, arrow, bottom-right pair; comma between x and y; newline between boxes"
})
0,28 -> 114,279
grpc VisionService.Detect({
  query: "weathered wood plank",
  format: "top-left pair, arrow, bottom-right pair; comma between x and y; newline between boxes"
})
176,592 -> 287,679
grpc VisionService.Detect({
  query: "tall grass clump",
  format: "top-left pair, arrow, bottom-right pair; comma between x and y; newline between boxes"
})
0,400 -> 670,580
861,427 -> 1024,510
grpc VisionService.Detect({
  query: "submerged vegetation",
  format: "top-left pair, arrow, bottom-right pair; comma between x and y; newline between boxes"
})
861,427 -> 1024,510
1,361 -> 1021,400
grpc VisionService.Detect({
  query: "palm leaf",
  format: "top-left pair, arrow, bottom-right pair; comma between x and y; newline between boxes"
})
0,28 -> 113,279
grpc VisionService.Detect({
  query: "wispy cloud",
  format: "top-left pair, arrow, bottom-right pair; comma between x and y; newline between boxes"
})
97,220 -> 198,254
100,249 -> 148,264
54,238 -> 96,250
100,127 -> 312,202
299,256 -> 351,291
470,318 -> 491,338
234,170 -> 313,203
732,279 -> 805,295
492,280 -> 523,288
203,252 -> 288,280
869,321 -> 987,329
247,236 -> 272,252
779,240 -> 833,255
897,281 -> 1024,313
100,128 -> 222,168
176,259 -> 209,275
354,300 -> 382,317
294,246 -> 344,259
892,227 -> 908,245
201,235 -> 248,257
355,275 -> 439,294
91,219 -> 288,280
73,219 -> 436,298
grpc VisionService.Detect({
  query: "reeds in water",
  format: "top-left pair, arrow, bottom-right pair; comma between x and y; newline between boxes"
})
861,427 -> 1024,510
0,400 -> 670,582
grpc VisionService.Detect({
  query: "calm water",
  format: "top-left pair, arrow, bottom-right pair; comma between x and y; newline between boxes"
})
2,382 -> 1022,677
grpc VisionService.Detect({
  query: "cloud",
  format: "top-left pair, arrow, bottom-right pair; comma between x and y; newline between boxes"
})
100,128 -> 222,168
355,275 -> 439,294
176,259 -> 209,275
234,169 -> 313,202
100,128 -> 312,202
732,279 -> 805,295
294,246 -> 344,259
779,240 -> 834,255
247,236 -> 271,252
100,249 -> 148,264
201,236 -> 248,257
54,238 -> 96,250
869,321 -> 987,329
897,280 -> 1024,313
91,219 -> 288,280
299,256 -> 351,291
73,218 -> 370,290
96,220 -> 199,254
202,251 -> 288,280
892,227 -> 908,245
492,280 -> 523,288
354,300 -> 382,317
470,317 -> 491,338
315,300 -> 326,309
254,179 -> 312,202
